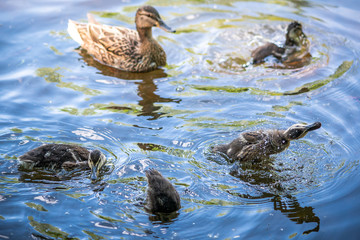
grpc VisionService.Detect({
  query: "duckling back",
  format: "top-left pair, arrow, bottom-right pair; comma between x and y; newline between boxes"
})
145,169 -> 181,214
213,129 -> 289,162
19,144 -> 89,170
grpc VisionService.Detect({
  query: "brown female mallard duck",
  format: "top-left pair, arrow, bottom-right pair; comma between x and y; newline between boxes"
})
251,21 -> 310,66
67,5 -> 175,73
213,122 -> 321,162
19,144 -> 106,180
145,168 -> 181,214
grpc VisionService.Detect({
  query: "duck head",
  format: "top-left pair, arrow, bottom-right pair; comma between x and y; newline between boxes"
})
283,122 -> 321,140
135,5 -> 175,33
88,150 -> 106,180
285,21 -> 307,47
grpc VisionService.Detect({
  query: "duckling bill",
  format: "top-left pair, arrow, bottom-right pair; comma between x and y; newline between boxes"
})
251,21 -> 310,66
68,5 -> 175,73
19,144 -> 106,180
213,122 -> 321,162
145,168 -> 181,214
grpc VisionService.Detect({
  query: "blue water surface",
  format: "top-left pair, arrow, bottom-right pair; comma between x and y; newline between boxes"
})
0,0 -> 359,239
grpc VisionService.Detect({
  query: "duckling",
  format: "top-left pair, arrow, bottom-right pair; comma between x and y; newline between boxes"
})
68,5 -> 175,73
19,144 -> 106,180
251,21 -> 310,65
145,168 -> 181,214
213,122 -> 321,162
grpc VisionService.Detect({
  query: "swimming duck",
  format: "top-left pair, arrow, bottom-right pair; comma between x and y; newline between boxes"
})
67,5 -> 175,73
19,144 -> 106,180
251,21 -> 310,66
145,168 -> 181,214
213,122 -> 321,163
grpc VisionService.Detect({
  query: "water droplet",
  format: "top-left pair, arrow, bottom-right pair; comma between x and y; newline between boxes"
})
176,85 -> 185,92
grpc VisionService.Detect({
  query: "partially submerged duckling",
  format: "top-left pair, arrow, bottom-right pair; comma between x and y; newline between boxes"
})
68,5 -> 175,73
213,122 -> 321,162
19,144 -> 106,180
145,168 -> 181,214
251,21 -> 309,65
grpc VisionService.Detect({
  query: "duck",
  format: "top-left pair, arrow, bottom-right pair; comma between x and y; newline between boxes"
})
67,5 -> 175,73
145,168 -> 181,214
19,144 -> 106,180
251,21 -> 310,66
213,122 -> 321,163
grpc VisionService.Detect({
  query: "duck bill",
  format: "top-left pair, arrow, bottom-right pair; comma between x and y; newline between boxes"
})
157,20 -> 176,33
90,165 -> 99,181
305,122 -> 322,132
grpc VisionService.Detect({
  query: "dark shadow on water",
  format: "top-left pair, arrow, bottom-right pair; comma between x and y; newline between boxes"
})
147,211 -> 180,224
78,49 -> 181,120
272,195 -> 320,235
230,162 -> 320,235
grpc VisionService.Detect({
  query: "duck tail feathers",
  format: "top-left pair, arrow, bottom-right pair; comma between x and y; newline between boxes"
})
67,19 -> 84,45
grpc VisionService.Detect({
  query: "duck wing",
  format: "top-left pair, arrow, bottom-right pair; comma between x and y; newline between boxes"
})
241,130 -> 267,144
87,23 -> 140,57
251,42 -> 285,64
73,20 -> 144,71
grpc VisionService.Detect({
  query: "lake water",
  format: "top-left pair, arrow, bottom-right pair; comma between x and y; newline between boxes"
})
1,0 -> 360,239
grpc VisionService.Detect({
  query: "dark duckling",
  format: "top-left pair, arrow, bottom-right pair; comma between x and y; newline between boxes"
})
68,5 -> 175,73
19,144 -> 106,180
213,122 -> 321,163
251,21 -> 310,65
145,168 -> 181,214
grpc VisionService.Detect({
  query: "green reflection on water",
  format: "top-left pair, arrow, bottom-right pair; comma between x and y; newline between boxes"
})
49,46 -> 63,56
107,176 -> 146,185
257,112 -> 286,118
25,202 -> 48,212
192,60 -> 353,96
0,215 -> 4,220
90,211 -> 125,223
65,193 -> 89,200
28,216 -> 77,239
90,11 -> 133,24
184,119 -> 268,130
272,101 -> 304,111
36,67 -> 102,96
184,197 -> 242,206
11,128 -> 23,133
0,176 -> 19,184
83,230 -> 106,240
137,143 -> 195,158
284,60 -> 353,95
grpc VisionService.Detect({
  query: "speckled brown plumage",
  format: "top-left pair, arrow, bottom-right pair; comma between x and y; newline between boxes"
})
213,122 -> 321,162
68,5 -> 175,73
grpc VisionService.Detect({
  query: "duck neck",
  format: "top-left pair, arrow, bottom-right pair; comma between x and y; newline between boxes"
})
269,130 -> 289,153
137,27 -> 153,44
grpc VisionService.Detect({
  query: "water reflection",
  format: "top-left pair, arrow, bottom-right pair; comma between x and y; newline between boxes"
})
78,49 -> 181,120
230,162 -> 320,235
148,211 -> 180,223
272,195 -> 320,235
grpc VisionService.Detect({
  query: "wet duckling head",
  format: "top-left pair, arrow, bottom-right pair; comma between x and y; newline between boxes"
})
283,122 -> 321,140
88,150 -> 106,180
135,5 -> 175,33
285,21 -> 307,47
